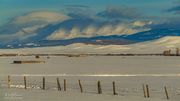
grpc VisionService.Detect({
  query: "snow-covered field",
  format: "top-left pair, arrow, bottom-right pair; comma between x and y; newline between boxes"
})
0,37 -> 180,101
0,56 -> 180,101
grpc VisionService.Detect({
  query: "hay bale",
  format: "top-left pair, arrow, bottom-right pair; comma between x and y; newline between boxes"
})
35,55 -> 40,59
13,61 -> 22,64
13,60 -> 45,64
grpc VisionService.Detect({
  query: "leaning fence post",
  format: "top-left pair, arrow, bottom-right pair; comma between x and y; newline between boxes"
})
57,78 -> 61,91
97,80 -> 102,94
164,86 -> 169,100
146,84 -> 150,98
143,84 -> 146,98
113,81 -> 117,95
43,77 -> 45,90
8,75 -> 11,88
24,76 -> 27,89
78,80 -> 83,93
64,79 -> 66,91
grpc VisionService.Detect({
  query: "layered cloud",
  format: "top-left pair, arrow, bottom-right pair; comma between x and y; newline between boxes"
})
47,21 -> 152,40
0,7 -> 154,44
97,6 -> 140,20
167,6 -> 180,14
12,11 -> 71,24
167,2 -> 180,14
65,5 -> 95,19
0,11 -> 71,42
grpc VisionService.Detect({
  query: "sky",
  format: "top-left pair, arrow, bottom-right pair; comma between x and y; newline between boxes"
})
0,0 -> 180,45
0,0 -> 179,25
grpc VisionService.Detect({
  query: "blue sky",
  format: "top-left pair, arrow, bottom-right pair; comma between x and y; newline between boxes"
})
0,0 -> 179,25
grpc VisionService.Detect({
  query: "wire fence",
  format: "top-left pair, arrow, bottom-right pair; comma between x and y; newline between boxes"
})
1,75 -> 180,100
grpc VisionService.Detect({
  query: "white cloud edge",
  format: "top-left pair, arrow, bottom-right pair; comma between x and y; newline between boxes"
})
47,21 -> 152,40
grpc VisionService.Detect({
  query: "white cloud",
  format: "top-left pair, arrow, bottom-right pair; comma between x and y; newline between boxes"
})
68,27 -> 81,38
97,25 -> 113,35
47,21 -> 151,40
46,29 -> 67,40
132,21 -> 153,27
21,25 -> 45,33
13,11 -> 71,24
0,24 -> 47,42
0,10 -> 153,43
0,11 -> 71,42
82,25 -> 97,36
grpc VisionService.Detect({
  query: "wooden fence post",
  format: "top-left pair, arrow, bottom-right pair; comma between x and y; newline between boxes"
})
8,75 -> 11,88
177,48 -> 180,56
164,86 -> 169,100
143,84 -> 146,98
24,76 -> 27,89
43,77 -> 45,90
97,81 -> 102,94
146,84 -> 150,98
113,81 -> 118,95
78,80 -> 83,93
57,78 -> 61,91
64,79 -> 66,91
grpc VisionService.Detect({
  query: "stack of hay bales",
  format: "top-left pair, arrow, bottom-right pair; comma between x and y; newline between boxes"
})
13,60 -> 45,64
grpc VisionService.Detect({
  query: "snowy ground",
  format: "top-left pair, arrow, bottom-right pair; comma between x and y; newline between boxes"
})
0,56 -> 180,101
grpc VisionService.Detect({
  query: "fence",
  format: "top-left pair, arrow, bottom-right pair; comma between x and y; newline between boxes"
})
0,75 -> 174,100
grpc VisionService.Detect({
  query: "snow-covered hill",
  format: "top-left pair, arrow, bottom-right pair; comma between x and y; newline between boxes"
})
128,36 -> 180,54
0,36 -> 180,54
